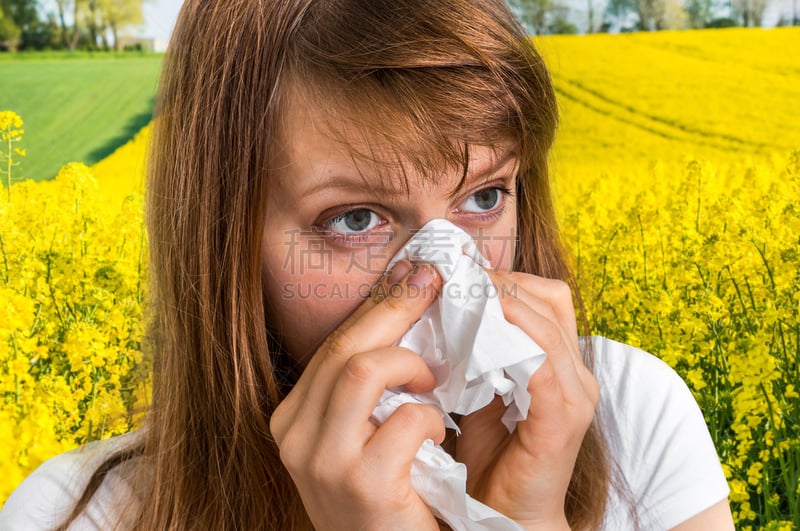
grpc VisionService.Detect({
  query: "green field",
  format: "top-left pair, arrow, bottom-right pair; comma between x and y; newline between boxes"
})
0,54 -> 162,181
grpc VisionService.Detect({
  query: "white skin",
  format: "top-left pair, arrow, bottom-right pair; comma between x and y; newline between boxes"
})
262,103 -> 735,530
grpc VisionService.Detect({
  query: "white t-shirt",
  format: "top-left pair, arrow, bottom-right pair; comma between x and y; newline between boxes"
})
0,336 -> 730,530
592,337 -> 730,529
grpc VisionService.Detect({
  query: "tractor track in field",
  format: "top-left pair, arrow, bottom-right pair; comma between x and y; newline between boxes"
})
554,78 -> 788,154
633,40 -> 800,79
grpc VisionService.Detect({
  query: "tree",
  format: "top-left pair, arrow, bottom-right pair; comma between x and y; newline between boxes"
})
0,0 -> 36,30
54,0 -> 146,51
586,0 -> 611,32
97,0 -> 144,50
603,0 -> 675,30
635,0 -> 667,30
54,0 -> 72,48
549,14 -> 579,32
661,0 -> 688,29
685,0 -> 713,28
508,0 -> 569,35
731,0 -> 770,26
0,0 -> 148,51
603,0 -> 637,30
1,0 -> 40,49
85,0 -> 101,49
31,14 -> 64,49
51,0 -> 87,50
0,13 -> 22,50
0,0 -> 39,40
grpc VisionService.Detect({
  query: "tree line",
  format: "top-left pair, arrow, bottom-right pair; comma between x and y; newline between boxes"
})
0,0 -> 146,51
1,0 -> 797,51
509,0 -> 797,34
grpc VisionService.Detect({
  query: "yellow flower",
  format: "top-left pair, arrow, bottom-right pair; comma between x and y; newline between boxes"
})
746,462 -> 763,486
0,111 -> 23,132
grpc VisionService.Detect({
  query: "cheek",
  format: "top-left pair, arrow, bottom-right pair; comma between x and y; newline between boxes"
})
480,236 -> 515,271
261,245 -> 383,361
473,222 -> 517,272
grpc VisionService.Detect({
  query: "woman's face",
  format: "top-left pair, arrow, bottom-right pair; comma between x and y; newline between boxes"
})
261,104 -> 519,364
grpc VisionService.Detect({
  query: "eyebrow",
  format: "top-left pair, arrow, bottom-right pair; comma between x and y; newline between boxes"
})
299,150 -> 517,199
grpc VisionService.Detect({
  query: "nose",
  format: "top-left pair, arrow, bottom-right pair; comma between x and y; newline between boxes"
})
400,203 -> 454,242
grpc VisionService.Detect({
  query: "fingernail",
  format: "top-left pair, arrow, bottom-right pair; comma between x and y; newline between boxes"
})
388,259 -> 413,286
407,264 -> 434,290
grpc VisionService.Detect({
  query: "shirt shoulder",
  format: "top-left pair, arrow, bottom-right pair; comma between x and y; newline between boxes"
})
0,432 -> 139,531
588,336 -> 730,530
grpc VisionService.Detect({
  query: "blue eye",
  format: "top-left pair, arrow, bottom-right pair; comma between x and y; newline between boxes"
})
458,187 -> 508,213
325,208 -> 381,234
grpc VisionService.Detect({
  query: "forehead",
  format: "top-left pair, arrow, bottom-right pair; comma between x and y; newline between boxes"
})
274,96 -> 516,201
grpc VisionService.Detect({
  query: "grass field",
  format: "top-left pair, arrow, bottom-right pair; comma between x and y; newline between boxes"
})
0,54 -> 162,181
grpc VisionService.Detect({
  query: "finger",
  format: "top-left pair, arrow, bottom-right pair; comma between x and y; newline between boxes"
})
518,356 -> 597,455
273,261 -> 426,439
313,260 -> 438,371
302,261 -> 439,383
484,270 -> 598,407
491,284 -> 589,401
487,270 -> 580,352
281,260 -> 417,371
289,263 -> 442,426
485,270 -> 581,362
291,260 -> 415,390
532,356 -> 598,433
364,402 -> 446,472
340,259 -> 416,328
318,347 -> 437,449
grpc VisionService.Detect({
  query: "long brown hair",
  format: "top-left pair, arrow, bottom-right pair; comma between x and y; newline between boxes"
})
63,0 -> 615,529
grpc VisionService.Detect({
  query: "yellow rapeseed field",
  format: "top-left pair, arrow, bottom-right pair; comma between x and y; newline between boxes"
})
540,27 -> 800,168
1,27 -> 799,528
0,112 -> 148,501
542,27 -> 800,529
558,154 -> 799,528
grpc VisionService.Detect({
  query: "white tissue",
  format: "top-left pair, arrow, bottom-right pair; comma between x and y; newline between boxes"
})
370,219 -> 547,530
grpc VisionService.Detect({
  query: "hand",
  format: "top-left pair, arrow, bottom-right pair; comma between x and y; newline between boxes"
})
456,271 -> 600,530
269,261 -> 446,531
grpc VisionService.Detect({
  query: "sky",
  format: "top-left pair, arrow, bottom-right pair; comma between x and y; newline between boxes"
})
139,0 -> 184,42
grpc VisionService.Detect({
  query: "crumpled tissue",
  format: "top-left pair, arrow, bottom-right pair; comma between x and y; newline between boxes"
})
370,218 -> 547,530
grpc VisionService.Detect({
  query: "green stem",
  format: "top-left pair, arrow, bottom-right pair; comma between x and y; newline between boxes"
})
6,136 -> 11,202
0,233 -> 9,284
695,168 -> 702,232
725,266 -> 754,333
759,382 -> 797,520
637,212 -> 648,289
137,214 -> 145,304
592,228 -> 618,305
751,239 -> 776,292
87,374 -> 98,441
11,332 -> 19,406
